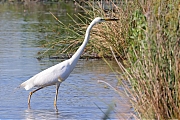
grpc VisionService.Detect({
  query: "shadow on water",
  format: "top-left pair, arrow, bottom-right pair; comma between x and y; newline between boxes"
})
0,2 -> 132,119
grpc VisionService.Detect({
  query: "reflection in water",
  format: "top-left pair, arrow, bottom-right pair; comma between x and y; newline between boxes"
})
24,108 -> 60,120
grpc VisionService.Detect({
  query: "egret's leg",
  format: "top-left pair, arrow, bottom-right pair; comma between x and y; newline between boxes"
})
28,86 -> 44,106
54,82 -> 60,106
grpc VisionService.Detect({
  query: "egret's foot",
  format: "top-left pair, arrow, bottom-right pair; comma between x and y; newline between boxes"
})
28,104 -> 31,109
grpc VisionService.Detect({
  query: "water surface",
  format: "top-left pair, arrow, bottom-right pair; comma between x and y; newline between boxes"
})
0,2 -> 129,119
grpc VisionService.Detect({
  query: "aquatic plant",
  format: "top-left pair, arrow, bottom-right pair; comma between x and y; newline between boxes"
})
75,0 -> 180,119
110,0 -> 180,119
40,0 -> 180,119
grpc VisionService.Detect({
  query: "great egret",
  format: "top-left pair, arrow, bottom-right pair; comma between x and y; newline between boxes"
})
20,17 -> 119,107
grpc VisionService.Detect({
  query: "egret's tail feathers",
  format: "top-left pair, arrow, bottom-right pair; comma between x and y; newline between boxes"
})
14,85 -> 22,93
20,80 -> 34,90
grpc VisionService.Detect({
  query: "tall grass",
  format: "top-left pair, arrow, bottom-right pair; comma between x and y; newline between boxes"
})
40,0 -> 180,119
39,1 -> 128,59
111,0 -> 180,119
74,0 -> 180,119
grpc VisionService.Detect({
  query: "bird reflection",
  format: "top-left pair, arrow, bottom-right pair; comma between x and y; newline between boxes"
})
24,107 -> 60,120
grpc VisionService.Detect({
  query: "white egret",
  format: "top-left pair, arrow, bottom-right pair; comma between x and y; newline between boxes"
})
20,17 -> 119,106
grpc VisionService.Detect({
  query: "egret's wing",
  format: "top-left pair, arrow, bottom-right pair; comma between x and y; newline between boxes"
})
20,60 -> 72,90
33,60 -> 71,86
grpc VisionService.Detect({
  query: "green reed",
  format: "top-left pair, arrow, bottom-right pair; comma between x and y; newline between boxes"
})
110,0 -> 180,119
76,0 -> 180,119
39,0 -> 180,119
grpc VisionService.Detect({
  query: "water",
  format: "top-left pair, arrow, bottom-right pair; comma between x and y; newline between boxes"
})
0,2 -> 130,119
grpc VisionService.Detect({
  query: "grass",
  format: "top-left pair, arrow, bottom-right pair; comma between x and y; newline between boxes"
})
39,0 -> 180,119
109,0 -> 180,119
38,1 -> 127,60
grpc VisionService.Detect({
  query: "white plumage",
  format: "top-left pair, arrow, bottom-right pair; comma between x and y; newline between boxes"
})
20,59 -> 71,90
20,17 -> 118,107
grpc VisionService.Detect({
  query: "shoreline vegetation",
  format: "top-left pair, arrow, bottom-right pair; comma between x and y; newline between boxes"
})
45,0 -> 179,119
2,0 -> 179,119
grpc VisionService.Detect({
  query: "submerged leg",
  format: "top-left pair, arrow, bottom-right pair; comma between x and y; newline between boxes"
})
54,82 -> 61,106
28,86 -> 44,106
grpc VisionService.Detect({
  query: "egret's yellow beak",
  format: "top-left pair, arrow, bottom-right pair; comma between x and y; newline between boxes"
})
104,18 -> 119,21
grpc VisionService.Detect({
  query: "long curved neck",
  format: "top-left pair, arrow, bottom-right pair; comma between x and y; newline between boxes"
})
69,21 -> 95,65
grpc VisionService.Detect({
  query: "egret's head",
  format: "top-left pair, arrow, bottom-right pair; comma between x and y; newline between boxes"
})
93,17 -> 119,23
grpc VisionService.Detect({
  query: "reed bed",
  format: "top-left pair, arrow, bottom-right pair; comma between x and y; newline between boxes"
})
40,0 -> 180,119
75,0 -> 180,119
109,0 -> 180,119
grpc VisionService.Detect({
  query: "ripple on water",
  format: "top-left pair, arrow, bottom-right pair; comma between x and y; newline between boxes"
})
0,3 -> 130,120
